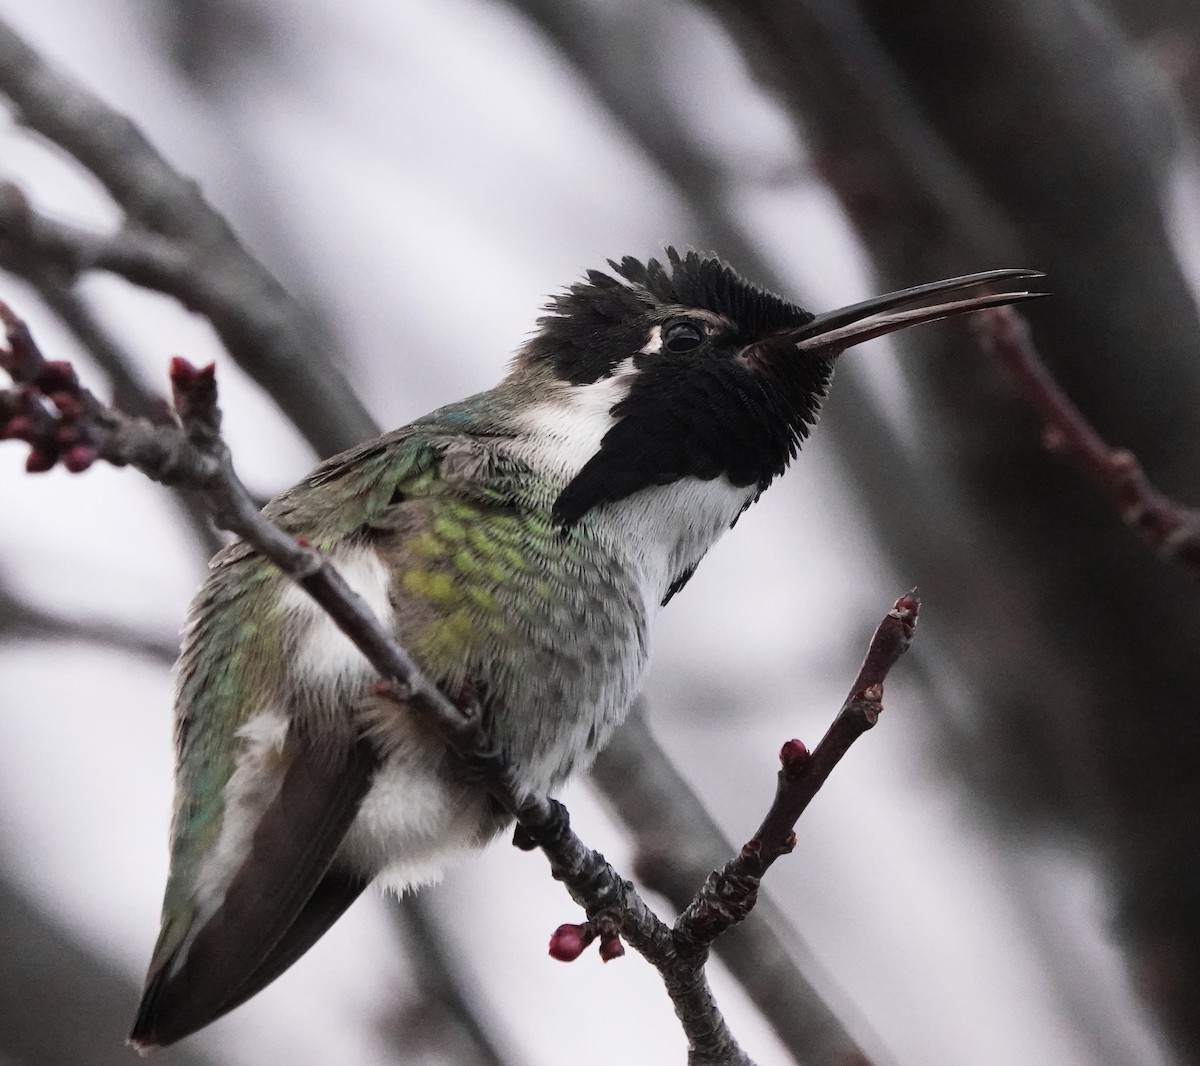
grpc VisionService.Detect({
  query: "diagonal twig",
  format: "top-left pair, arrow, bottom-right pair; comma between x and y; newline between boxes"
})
593,709 -> 891,1066
674,594 -> 919,954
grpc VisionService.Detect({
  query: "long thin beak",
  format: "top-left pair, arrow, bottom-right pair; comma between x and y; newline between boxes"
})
786,269 -> 1046,354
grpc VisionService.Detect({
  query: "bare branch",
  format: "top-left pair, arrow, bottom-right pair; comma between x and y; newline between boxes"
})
521,796 -> 754,1065
675,594 -> 918,952
593,711 -> 890,1066
0,571 -> 177,664
748,593 -> 919,867
976,306 -> 1200,576
388,895 -> 516,1066
0,15 -> 376,457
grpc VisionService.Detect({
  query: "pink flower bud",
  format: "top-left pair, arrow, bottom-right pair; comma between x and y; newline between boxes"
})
25,446 -> 57,473
598,936 -> 625,963
63,444 -> 97,473
779,738 -> 809,774
34,361 -> 78,394
169,356 -> 199,388
548,923 -> 591,962
2,414 -> 35,441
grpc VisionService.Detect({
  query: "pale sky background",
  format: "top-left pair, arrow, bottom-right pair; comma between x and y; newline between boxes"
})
0,1 -> 1172,1064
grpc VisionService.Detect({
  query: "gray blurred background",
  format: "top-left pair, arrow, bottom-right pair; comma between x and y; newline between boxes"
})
1,1 -> 1198,1063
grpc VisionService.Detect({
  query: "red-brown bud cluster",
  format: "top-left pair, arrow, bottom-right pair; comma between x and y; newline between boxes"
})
0,354 -> 98,473
548,918 -> 626,964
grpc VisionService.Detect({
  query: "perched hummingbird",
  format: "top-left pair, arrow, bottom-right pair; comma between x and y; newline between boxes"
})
131,250 -> 1040,1047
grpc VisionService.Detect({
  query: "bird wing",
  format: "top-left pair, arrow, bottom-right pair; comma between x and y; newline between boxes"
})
130,729 -> 376,1048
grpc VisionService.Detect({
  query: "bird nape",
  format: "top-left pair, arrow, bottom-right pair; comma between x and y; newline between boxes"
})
130,249 -> 1043,1048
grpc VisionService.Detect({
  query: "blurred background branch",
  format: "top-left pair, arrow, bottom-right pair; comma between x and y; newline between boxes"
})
0,15 -> 374,456
0,877 -> 215,1066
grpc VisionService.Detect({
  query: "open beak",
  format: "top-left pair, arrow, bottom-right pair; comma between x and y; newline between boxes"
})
784,269 -> 1046,354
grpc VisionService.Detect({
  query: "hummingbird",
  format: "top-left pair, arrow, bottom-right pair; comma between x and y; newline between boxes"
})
130,249 -> 1041,1047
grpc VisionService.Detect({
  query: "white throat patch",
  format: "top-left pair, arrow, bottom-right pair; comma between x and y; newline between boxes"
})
514,357 -> 638,483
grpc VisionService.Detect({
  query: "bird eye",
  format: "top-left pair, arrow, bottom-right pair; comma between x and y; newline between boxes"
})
663,321 -> 704,354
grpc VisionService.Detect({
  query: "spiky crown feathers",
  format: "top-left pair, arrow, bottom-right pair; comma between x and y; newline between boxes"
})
601,248 -> 813,337
522,249 -> 814,385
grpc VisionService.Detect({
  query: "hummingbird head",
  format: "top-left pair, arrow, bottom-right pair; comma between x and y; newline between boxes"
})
509,248 -> 1041,528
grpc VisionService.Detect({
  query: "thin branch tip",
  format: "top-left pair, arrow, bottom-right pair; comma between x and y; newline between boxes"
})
890,589 -> 920,628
